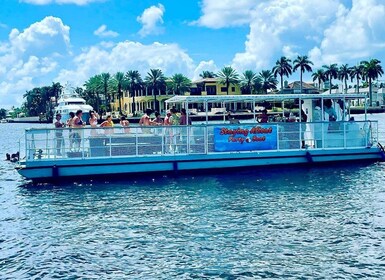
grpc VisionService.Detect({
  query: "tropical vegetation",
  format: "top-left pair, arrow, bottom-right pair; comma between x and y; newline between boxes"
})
11,56 -> 385,118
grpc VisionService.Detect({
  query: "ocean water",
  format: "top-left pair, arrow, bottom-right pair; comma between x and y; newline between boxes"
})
1,115 -> 385,279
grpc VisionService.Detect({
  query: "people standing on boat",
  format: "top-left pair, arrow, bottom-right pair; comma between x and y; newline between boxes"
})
54,113 -> 65,156
89,110 -> 99,136
324,99 -> 339,131
151,111 -> 163,125
300,109 -> 308,148
164,111 -> 172,126
100,115 -> 114,135
120,116 -> 130,133
179,108 -> 192,126
139,108 -> 152,133
67,112 -> 75,151
257,109 -> 269,123
313,105 -> 323,148
169,108 -> 180,152
72,110 -> 84,151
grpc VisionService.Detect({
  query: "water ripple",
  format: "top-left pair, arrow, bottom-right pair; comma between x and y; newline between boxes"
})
1,120 -> 385,278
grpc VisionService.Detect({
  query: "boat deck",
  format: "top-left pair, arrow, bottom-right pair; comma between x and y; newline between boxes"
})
23,121 -> 376,162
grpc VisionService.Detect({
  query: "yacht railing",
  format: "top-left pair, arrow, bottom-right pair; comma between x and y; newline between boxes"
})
23,121 -> 378,162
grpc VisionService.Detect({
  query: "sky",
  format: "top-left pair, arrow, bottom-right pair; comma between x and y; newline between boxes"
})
0,0 -> 385,108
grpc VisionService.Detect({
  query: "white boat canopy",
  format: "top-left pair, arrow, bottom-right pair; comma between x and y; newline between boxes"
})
165,93 -> 367,104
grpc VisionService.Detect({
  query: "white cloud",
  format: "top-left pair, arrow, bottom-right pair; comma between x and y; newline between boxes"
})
137,4 -> 165,37
56,41 -> 195,86
0,16 -> 70,108
193,60 -> 218,80
309,0 -> 385,66
193,0 -> 255,28
197,0 -> 385,73
94,25 -> 119,38
20,0 -> 103,5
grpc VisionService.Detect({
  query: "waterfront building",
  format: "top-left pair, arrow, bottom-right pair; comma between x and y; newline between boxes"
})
110,77 -> 242,115
330,86 -> 385,106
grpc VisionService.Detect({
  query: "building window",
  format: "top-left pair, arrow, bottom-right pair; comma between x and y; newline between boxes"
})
190,88 -> 202,96
206,85 -> 217,95
232,87 -> 235,92
221,87 -> 227,92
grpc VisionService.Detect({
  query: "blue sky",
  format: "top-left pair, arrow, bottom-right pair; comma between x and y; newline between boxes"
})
0,0 -> 385,108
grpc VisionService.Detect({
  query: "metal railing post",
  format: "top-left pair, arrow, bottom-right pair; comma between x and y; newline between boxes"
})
136,127 -> 139,156
82,129 -> 85,158
343,121 -> 347,148
276,124 -> 280,150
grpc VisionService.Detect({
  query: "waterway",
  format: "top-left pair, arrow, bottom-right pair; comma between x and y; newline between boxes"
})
0,114 -> 385,279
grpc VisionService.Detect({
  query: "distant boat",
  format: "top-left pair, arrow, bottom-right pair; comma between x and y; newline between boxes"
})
0,119 -> 7,123
54,86 -> 93,123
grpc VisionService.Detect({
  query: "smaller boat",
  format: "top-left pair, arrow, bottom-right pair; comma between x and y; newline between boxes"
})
0,119 -> 7,123
54,85 -> 93,123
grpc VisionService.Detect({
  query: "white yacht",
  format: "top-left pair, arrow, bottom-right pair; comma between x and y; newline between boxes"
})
54,87 -> 93,123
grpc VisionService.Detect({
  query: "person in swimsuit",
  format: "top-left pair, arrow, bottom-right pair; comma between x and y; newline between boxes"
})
54,113 -> 65,156
139,108 -> 152,134
257,109 -> 269,123
151,111 -> 163,126
67,112 -> 75,151
72,110 -> 84,151
100,115 -> 114,135
89,110 -> 99,136
120,116 -> 130,133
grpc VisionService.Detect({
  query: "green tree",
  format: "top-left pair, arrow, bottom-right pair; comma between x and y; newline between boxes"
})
311,69 -> 326,91
84,74 -> 103,114
349,64 -> 364,94
217,66 -> 239,95
169,73 -> 192,95
145,69 -> 166,112
272,56 -> 292,92
240,70 -> 259,94
0,108 -> 7,119
338,64 -> 350,93
361,59 -> 384,106
293,55 -> 313,94
199,71 -> 216,78
125,70 -> 143,116
323,64 -> 339,94
114,72 -> 125,113
258,70 -> 278,94
101,72 -> 111,111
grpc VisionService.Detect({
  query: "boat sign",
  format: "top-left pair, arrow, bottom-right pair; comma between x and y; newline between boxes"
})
214,125 -> 277,152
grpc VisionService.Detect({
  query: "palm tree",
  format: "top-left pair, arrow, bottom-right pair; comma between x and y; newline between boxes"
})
145,69 -> 166,112
84,74 -> 103,114
311,69 -> 326,91
169,73 -> 191,95
258,70 -> 278,94
114,72 -> 125,113
338,64 -> 350,93
217,66 -> 239,95
125,70 -> 142,116
361,59 -> 384,106
272,56 -> 292,92
293,55 -> 313,94
323,64 -> 339,94
349,64 -> 364,94
240,70 -> 258,94
101,72 -> 111,111
199,71 -> 216,78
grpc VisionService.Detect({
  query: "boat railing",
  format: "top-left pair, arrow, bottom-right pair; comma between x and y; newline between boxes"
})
23,120 -> 378,162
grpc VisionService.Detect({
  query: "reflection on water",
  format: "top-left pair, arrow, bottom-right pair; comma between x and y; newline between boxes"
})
0,117 -> 385,278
